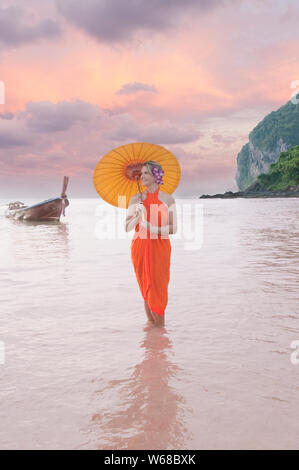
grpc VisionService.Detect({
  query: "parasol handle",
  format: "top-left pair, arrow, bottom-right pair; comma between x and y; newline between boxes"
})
136,175 -> 146,223
136,176 -> 143,203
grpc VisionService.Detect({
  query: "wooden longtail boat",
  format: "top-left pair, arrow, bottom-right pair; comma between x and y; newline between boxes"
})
5,176 -> 70,221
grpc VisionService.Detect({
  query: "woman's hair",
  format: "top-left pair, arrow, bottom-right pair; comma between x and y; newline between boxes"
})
142,160 -> 164,185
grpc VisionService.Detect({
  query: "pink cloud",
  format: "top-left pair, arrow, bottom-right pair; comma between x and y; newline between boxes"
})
1,0 -> 299,197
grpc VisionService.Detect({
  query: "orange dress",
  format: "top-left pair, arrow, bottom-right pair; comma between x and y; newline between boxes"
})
130,187 -> 171,316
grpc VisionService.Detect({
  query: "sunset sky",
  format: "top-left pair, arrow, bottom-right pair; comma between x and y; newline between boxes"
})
0,0 -> 299,198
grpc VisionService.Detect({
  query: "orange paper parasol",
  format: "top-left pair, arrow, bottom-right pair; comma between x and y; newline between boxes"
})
93,142 -> 181,208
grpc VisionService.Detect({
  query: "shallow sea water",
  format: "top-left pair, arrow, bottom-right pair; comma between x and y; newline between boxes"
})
0,197 -> 298,449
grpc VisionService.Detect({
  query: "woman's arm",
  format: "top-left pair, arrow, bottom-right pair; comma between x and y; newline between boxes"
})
124,196 -> 145,232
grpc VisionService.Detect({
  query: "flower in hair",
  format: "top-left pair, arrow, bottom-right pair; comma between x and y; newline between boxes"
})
152,166 -> 164,185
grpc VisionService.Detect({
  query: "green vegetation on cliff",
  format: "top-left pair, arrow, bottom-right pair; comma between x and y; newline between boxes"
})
250,95 -> 299,152
257,145 -> 299,190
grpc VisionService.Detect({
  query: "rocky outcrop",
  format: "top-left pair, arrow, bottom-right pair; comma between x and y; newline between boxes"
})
236,94 -> 299,190
202,144 -> 299,198
200,184 -> 299,199
236,138 -> 291,190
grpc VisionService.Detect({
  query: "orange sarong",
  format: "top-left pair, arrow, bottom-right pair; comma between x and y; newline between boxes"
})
130,188 -> 171,316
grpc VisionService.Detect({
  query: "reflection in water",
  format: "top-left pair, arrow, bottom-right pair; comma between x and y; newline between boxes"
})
11,221 -> 70,263
90,324 -> 192,450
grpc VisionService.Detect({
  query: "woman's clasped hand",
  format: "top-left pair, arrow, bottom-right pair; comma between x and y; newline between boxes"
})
134,202 -> 147,218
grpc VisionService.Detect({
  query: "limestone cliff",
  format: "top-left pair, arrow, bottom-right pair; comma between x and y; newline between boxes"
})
236,93 -> 299,190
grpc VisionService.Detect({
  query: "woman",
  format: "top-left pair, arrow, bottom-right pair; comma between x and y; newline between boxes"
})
125,161 -> 177,326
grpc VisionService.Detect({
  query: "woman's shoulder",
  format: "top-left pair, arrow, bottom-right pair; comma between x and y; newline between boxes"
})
158,190 -> 175,207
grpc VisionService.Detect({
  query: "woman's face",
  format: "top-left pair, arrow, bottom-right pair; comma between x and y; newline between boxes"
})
140,165 -> 155,186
